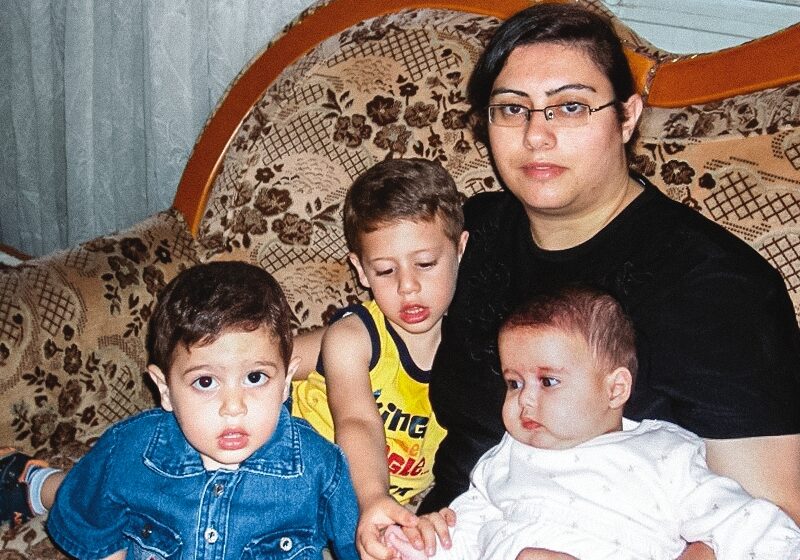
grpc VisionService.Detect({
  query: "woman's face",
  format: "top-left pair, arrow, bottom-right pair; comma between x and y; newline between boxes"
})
487,42 -> 640,222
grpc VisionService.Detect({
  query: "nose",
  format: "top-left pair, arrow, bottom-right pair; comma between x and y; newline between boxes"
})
397,268 -> 421,295
519,384 -> 538,411
522,112 -> 556,151
219,388 -> 246,417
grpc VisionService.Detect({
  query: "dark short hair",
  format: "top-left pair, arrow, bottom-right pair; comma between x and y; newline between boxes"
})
343,158 -> 464,256
146,261 -> 293,374
500,286 -> 638,383
467,3 -> 636,145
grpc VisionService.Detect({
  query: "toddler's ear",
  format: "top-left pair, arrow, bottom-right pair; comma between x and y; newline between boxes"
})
606,367 -> 632,410
147,365 -> 174,412
347,252 -> 371,289
282,356 -> 301,402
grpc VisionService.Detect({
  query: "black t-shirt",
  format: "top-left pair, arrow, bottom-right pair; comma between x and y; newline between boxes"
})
420,175 -> 800,512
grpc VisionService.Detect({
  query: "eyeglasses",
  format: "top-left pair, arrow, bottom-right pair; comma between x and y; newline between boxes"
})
487,100 -> 617,128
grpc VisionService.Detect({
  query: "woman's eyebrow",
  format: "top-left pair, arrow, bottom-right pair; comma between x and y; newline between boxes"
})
489,87 -> 529,98
544,83 -> 597,96
490,84 -> 598,98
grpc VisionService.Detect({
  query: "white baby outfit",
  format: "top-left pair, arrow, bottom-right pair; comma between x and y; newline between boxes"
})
429,419 -> 800,560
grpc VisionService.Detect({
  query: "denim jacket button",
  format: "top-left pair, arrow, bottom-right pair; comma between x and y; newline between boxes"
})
279,537 -> 293,551
213,483 -> 224,497
204,527 -> 219,544
140,524 -> 152,539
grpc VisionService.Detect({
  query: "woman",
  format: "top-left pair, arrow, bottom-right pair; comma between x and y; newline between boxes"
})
407,3 -> 800,560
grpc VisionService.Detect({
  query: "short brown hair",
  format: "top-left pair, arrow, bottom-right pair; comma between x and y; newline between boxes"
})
343,158 -> 464,256
467,4 -> 636,148
500,286 -> 638,383
146,261 -> 293,374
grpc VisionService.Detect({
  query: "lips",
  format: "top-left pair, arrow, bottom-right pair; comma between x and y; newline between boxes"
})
520,417 -> 542,431
218,429 -> 249,451
399,304 -> 430,324
521,162 -> 566,181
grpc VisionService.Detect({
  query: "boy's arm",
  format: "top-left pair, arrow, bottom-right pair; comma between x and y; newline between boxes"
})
322,316 -> 417,560
101,551 -> 127,560
46,426 -> 129,559
292,326 -> 326,381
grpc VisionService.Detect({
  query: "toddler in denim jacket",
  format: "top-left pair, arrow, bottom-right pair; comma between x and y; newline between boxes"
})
47,261 -> 359,560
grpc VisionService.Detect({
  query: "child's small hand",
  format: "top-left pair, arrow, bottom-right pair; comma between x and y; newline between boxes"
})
356,494 -> 418,560
383,525 -> 428,560
398,508 -> 456,557
514,549 -> 578,560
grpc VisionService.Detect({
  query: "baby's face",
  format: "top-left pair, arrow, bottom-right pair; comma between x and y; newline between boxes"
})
500,326 -> 621,450
148,326 -> 298,470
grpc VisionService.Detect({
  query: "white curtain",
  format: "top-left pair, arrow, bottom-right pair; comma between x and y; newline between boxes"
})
0,0 -> 315,257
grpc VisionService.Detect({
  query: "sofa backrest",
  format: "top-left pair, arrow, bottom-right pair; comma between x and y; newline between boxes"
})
176,0 -> 800,330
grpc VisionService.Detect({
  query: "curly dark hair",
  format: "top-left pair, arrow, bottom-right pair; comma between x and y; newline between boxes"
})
146,261 -> 293,375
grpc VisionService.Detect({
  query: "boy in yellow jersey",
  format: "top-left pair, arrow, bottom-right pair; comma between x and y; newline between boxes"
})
292,158 -> 468,560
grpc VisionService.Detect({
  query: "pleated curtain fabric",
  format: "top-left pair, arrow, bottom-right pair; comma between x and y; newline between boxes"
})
0,0 -> 314,257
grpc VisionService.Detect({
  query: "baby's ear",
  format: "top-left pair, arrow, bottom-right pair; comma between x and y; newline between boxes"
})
606,367 -> 632,410
457,230 -> 469,262
147,365 -> 174,412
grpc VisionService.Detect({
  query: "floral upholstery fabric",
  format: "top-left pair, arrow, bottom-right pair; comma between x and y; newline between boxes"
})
632,83 -> 800,315
197,9 -> 512,333
2,2 -> 799,558
0,209 -> 199,556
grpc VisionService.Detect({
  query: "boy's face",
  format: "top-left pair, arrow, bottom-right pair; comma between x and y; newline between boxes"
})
349,216 -> 468,337
499,326 -> 630,450
148,326 -> 299,471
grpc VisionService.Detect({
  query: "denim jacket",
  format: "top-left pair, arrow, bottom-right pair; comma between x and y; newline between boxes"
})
47,407 -> 359,560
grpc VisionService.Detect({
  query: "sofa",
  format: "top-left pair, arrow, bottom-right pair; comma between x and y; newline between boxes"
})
1,0 -> 799,556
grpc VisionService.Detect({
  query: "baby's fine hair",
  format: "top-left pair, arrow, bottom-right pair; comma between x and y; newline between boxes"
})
343,158 -> 464,256
500,286 -> 638,382
146,261 -> 294,374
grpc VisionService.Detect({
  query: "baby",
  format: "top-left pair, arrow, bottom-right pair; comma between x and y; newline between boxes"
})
385,286 -> 800,559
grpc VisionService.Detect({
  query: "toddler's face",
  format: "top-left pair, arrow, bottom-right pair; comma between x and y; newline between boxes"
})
349,216 -> 467,338
148,326 -> 298,470
500,326 -> 623,450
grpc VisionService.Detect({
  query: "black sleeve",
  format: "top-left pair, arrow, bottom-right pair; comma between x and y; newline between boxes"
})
627,251 -> 800,438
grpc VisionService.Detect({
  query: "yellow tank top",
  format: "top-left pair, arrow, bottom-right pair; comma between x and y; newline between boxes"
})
292,300 -> 446,504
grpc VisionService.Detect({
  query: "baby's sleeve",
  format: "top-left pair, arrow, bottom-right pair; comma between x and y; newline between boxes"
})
675,435 -> 800,558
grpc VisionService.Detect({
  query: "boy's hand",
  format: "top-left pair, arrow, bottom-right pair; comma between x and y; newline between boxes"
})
384,525 -> 427,560
357,494 -> 418,560
514,549 -> 578,560
399,508 -> 456,557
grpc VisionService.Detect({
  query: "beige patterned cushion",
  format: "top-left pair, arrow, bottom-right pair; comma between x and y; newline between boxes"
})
0,210 -> 199,556
195,6 -> 800,327
631,83 -> 800,316
197,9 -> 507,332
0,209 -> 199,456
